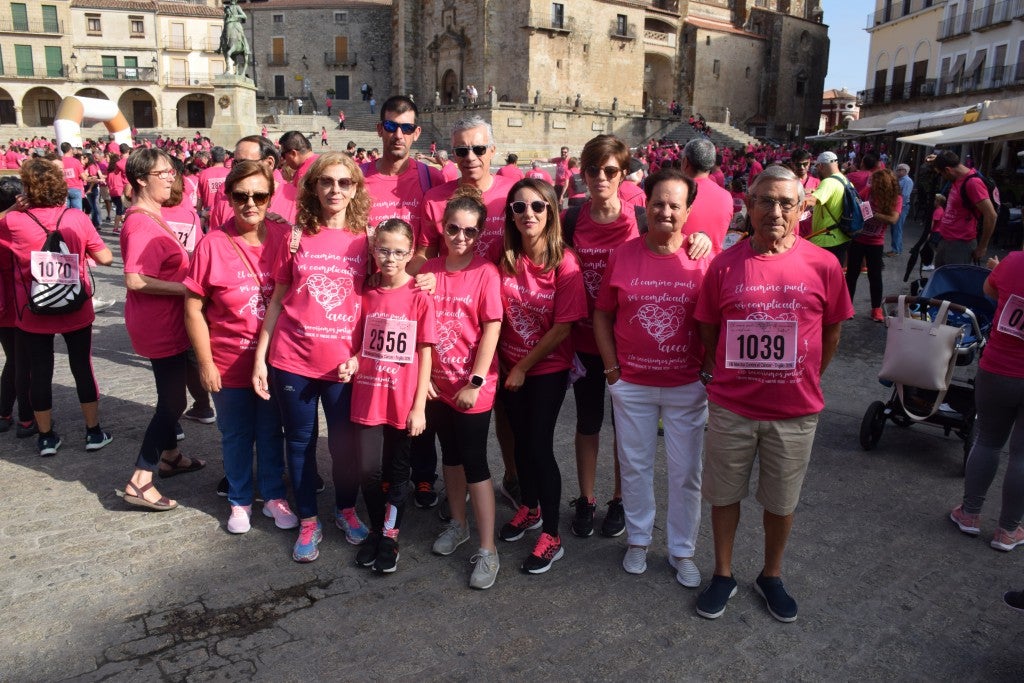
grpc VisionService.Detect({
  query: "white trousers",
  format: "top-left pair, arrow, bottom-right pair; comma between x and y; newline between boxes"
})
607,378 -> 707,557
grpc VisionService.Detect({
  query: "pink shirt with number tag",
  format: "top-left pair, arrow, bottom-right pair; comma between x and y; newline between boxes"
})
981,251 -> 1024,379
351,280 -> 436,429
161,202 -> 201,254
694,237 -> 854,420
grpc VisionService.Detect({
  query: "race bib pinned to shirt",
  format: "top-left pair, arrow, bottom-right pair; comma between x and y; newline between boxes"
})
725,319 -> 798,370
31,251 -> 80,285
859,201 -> 874,221
996,294 -> 1024,342
362,316 -> 416,364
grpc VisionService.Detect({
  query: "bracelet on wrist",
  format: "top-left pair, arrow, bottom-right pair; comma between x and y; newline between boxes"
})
603,365 -> 620,375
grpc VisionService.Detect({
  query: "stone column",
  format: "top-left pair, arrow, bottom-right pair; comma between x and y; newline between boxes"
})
210,75 -> 258,148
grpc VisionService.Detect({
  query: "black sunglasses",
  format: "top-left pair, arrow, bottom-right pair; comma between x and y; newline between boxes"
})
445,224 -> 480,239
584,165 -> 621,178
381,120 -> 417,135
231,191 -> 271,206
509,200 -> 548,214
453,145 -> 489,158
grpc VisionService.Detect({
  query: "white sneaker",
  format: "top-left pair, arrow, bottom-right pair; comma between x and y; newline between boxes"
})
669,556 -> 702,588
227,505 -> 252,534
263,498 -> 299,529
469,548 -> 500,589
622,546 -> 648,574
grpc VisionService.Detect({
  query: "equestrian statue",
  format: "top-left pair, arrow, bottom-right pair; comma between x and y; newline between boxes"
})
219,0 -> 251,80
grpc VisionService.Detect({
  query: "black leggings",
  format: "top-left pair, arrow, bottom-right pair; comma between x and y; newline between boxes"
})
359,424 -> 412,531
20,325 -> 98,413
0,327 -> 31,421
573,351 -> 609,435
500,370 -> 569,536
136,351 -> 188,471
845,241 -> 885,308
428,400 -> 492,484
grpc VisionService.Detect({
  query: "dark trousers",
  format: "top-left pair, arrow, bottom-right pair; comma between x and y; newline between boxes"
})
0,327 -> 31,421
137,351 -> 188,470
21,325 -> 98,413
359,424 -> 412,531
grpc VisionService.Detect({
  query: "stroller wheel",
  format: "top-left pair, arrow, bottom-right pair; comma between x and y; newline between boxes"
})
860,401 -> 887,451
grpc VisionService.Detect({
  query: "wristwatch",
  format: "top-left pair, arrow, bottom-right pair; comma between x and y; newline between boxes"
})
469,374 -> 485,388
699,370 -> 713,385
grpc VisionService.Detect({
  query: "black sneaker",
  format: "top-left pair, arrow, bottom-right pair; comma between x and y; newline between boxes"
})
600,498 -> 626,537
570,497 -> 597,537
373,536 -> 399,573
413,481 -> 438,509
499,505 -> 542,542
355,531 -> 382,567
696,574 -> 738,619
754,573 -> 798,623
217,477 -> 229,497
1004,590 -> 1024,612
0,415 -> 12,433
85,430 -> 113,452
16,420 -> 38,438
38,431 -> 62,457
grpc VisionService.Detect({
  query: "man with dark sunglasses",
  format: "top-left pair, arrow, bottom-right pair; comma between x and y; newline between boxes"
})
362,95 -> 443,243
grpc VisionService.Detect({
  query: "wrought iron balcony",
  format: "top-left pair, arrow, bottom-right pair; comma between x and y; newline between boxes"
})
937,10 -> 973,40
265,53 -> 288,67
0,18 -> 63,34
4,64 -> 67,79
857,79 -> 937,106
866,0 -> 936,29
609,21 -> 637,40
324,51 -> 357,67
82,65 -> 157,82
523,12 -> 574,33
970,0 -> 1019,30
164,74 -> 214,88
163,35 -> 192,51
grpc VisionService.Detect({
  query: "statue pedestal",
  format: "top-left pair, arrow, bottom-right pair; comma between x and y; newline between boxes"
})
210,75 -> 258,148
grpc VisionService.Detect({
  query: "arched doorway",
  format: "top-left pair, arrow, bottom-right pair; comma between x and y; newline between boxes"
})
175,94 -> 214,128
643,54 -> 673,115
22,87 -> 62,126
0,87 -> 15,125
118,88 -> 157,128
441,70 -> 458,106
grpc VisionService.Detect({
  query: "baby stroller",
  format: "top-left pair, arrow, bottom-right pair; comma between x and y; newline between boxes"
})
859,265 -> 996,472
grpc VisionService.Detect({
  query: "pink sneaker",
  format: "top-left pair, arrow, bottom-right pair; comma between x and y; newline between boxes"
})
227,505 -> 251,534
950,505 -> 980,536
263,499 -> 299,529
991,526 -> 1024,551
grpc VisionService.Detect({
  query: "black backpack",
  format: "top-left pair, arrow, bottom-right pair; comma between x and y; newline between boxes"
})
21,209 -> 89,316
569,172 -> 588,196
959,172 -> 1000,231
562,203 -> 647,247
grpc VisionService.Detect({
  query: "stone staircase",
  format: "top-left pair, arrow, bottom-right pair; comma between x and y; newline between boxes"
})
659,119 -> 761,150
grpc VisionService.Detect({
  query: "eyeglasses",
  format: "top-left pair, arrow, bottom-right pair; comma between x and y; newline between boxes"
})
584,165 -> 621,179
509,200 -> 548,215
317,177 -> 355,191
231,191 -> 271,206
750,195 -> 799,213
148,168 -> 177,180
374,247 -> 411,260
381,120 -> 418,135
445,224 -> 480,239
453,145 -> 489,158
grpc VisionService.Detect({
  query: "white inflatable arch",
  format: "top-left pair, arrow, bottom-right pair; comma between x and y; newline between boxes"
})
53,96 -> 133,149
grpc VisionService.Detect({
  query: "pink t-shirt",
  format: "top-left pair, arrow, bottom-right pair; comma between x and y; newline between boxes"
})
694,237 -> 854,420
291,153 -> 319,188
499,250 -> 587,376
106,142 -> 120,155
269,227 -> 368,380
549,157 -> 570,185
420,256 -> 503,413
4,150 -> 22,169
361,159 -> 444,240
931,207 -> 945,237
800,175 -> 821,193
0,207 -> 103,334
161,202 -> 201,254
855,193 -> 902,247
106,166 -> 125,197
563,203 -> 640,355
526,169 -> 553,185
62,157 -> 85,191
496,165 -> 525,181
938,174 -> 989,242
183,175 -> 200,210
440,161 -> 459,183
596,236 -> 710,386
980,251 -> 1024,379
121,209 -> 191,359
184,221 -> 288,388
208,175 -> 297,230
420,175 -> 516,264
846,170 -> 871,194
619,181 -> 646,208
197,166 -> 229,211
350,280 -> 436,429
710,168 -> 726,188
682,176 -> 733,254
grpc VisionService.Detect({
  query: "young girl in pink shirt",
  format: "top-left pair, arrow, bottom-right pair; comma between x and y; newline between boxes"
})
350,219 -> 436,573
420,188 -> 503,589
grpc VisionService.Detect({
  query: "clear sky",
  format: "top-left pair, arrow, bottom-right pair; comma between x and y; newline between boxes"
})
821,0 -> 872,93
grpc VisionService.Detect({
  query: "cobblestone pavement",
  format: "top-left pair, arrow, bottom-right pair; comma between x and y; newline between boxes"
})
1,223 -> 1021,682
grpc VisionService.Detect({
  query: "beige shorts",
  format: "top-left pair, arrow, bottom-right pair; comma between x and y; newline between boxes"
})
702,402 -> 819,515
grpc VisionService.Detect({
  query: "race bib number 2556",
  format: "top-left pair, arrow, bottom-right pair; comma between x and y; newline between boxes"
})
362,316 -> 416,364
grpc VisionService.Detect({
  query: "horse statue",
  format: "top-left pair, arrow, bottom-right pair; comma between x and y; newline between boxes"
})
219,0 -> 251,79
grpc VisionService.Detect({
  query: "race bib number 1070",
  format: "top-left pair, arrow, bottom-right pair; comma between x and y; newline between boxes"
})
30,251 -> 80,285
724,319 -> 798,370
362,316 -> 416,364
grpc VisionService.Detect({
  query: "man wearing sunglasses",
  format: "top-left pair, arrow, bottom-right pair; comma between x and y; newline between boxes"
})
362,96 -> 443,241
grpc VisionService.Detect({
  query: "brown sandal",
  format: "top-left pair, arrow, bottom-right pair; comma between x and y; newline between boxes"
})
121,481 -> 177,511
158,452 -> 206,479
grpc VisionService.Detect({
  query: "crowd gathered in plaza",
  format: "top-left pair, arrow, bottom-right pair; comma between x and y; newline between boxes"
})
1,94 -> 1022,618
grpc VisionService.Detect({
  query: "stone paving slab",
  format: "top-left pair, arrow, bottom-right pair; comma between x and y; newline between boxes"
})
0,225 -> 1021,682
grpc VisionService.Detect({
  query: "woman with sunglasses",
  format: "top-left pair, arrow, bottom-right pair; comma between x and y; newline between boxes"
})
120,149 -> 205,511
498,178 -> 587,574
253,152 -> 371,562
184,160 -> 297,534
420,187 -> 503,588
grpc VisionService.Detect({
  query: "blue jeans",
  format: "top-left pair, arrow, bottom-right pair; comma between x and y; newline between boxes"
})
213,386 -> 286,507
66,188 -> 83,211
87,186 -> 100,227
270,366 -> 358,519
891,204 -> 910,254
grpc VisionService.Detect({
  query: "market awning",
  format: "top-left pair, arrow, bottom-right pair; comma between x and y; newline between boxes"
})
896,115 -> 1024,146
847,110 -> 912,133
885,103 -> 984,132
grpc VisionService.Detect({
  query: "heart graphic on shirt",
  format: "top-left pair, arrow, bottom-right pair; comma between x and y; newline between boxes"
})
434,319 -> 460,357
300,274 -> 352,314
746,311 -> 797,322
506,304 -> 541,342
631,304 -> 683,344
583,269 -> 603,299
474,235 -> 494,258
239,292 -> 267,320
